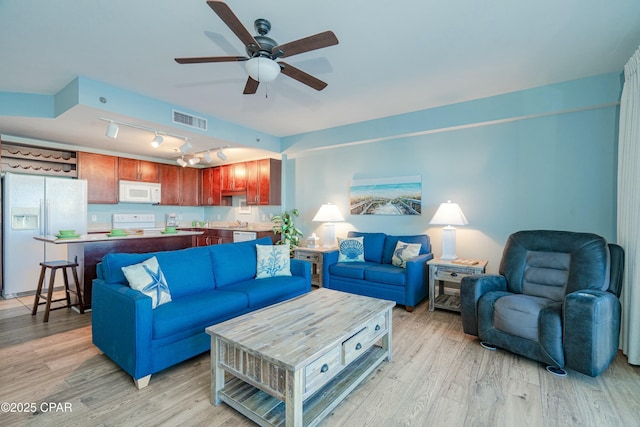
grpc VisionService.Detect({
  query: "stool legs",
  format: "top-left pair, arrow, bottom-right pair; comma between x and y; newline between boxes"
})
32,261 -> 84,323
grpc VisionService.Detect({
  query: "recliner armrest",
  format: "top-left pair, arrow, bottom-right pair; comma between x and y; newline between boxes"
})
563,289 -> 621,376
460,274 -> 507,336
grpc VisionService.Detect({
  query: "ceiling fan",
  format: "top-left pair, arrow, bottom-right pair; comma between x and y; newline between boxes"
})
175,1 -> 339,94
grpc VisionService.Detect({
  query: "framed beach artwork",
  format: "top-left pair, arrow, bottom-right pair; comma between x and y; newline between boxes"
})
350,175 -> 422,215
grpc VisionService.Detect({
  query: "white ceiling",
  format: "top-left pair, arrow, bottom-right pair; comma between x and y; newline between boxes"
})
1,0 -> 640,163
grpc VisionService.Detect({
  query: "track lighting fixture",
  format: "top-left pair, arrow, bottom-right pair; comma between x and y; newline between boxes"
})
106,122 -> 119,139
176,157 -> 188,167
188,156 -> 201,166
151,134 -> 163,148
179,141 -> 192,153
217,149 -> 227,161
203,151 -> 214,163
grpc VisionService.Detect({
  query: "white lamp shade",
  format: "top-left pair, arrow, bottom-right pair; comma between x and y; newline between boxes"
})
429,200 -> 468,226
312,203 -> 345,222
245,57 -> 281,83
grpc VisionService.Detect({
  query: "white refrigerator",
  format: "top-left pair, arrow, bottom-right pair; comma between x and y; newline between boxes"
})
2,173 -> 87,298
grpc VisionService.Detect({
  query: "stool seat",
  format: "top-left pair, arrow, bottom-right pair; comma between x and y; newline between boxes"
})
32,260 -> 84,322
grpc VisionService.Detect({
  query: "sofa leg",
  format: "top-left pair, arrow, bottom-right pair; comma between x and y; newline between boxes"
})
134,375 -> 151,389
405,306 -> 414,312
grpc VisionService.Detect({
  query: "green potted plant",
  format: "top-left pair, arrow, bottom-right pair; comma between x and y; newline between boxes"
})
271,208 -> 303,254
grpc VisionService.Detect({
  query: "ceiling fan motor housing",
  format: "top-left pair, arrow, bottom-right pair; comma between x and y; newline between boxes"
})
246,19 -> 277,58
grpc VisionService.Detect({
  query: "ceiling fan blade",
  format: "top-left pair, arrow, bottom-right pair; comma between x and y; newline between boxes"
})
273,31 -> 338,58
279,62 -> 328,91
243,77 -> 259,94
175,56 -> 247,64
207,1 -> 259,49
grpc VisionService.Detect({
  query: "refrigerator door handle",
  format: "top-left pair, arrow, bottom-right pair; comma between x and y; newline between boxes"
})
39,199 -> 45,235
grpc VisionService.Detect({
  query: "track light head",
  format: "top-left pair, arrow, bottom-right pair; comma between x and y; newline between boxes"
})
179,140 -> 192,153
217,149 -> 227,161
188,156 -> 200,166
151,134 -> 163,148
176,157 -> 187,167
203,151 -> 214,163
106,122 -> 119,139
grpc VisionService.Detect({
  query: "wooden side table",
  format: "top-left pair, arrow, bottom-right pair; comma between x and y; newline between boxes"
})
293,246 -> 336,287
428,258 -> 488,312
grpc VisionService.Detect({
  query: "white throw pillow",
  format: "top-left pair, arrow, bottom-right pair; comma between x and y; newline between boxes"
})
337,237 -> 365,262
392,241 -> 421,268
121,256 -> 172,309
256,244 -> 292,279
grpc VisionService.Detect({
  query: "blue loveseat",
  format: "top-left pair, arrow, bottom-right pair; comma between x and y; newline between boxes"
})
92,237 -> 311,388
323,231 -> 433,311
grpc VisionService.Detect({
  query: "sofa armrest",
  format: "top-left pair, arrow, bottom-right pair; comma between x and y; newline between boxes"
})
321,250 -> 340,287
460,274 -> 507,336
91,278 -> 153,379
290,258 -> 312,285
403,253 -> 433,306
563,289 -> 621,376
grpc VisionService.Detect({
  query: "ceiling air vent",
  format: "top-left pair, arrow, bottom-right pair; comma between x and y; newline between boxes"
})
172,110 -> 207,131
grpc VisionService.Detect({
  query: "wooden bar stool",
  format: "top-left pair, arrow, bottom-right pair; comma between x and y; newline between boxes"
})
32,260 -> 84,322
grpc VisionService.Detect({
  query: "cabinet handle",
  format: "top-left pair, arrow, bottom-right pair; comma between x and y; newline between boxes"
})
450,272 -> 458,277
320,364 -> 329,373
375,324 -> 381,331
355,343 -> 362,350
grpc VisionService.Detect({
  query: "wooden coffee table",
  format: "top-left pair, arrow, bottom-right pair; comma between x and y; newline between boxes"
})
206,288 -> 395,427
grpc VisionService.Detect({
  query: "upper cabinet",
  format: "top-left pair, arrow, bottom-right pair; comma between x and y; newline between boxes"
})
159,163 -> 200,206
78,152 -> 119,204
246,158 -> 282,205
220,162 -> 246,195
202,167 -> 229,206
118,158 -> 159,182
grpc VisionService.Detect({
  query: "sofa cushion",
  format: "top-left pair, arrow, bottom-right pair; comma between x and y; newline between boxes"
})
256,244 -> 291,278
383,235 -> 431,264
364,264 -> 408,287
337,237 -> 365,262
152,289 -> 249,339
210,237 -> 272,287
347,232 -> 386,263
391,241 -> 422,268
221,276 -> 309,308
329,262 -> 378,280
100,246 -> 214,298
121,256 -> 172,309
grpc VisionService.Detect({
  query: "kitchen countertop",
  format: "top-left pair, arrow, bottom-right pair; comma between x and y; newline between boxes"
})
35,230 -> 203,244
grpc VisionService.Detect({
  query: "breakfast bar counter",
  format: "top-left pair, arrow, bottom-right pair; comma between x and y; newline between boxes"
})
35,231 -> 203,309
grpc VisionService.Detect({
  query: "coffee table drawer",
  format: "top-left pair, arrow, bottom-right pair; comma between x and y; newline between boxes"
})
342,312 -> 388,365
304,346 -> 341,394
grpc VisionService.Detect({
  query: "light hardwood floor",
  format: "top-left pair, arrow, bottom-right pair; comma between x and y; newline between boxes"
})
1,294 -> 639,427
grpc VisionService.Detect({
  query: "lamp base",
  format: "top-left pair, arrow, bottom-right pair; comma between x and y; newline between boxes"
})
322,223 -> 336,248
440,226 -> 457,260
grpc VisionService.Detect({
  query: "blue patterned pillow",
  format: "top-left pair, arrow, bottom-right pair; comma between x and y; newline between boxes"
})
121,256 -> 172,309
256,244 -> 292,278
338,237 -> 365,262
392,241 -> 421,268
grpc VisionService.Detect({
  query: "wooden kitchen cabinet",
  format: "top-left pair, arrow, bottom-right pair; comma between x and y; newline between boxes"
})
118,158 -> 159,182
78,152 -> 119,204
246,158 -> 282,205
220,162 -> 246,195
158,163 -> 200,206
201,167 -> 230,206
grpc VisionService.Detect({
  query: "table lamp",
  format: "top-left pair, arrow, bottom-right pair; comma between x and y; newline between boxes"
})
429,200 -> 468,260
312,203 -> 344,247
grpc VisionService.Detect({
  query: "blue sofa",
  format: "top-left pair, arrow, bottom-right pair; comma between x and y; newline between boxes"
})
323,231 -> 433,311
92,237 -> 311,389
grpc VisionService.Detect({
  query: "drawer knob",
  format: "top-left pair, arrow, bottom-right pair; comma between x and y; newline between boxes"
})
450,272 -> 458,277
355,343 -> 362,350
375,324 -> 381,331
320,364 -> 329,373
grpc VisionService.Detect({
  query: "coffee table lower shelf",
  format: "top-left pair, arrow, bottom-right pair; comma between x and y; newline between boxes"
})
219,346 -> 388,427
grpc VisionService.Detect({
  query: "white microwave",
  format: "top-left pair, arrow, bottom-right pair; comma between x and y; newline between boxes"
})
119,180 -> 161,204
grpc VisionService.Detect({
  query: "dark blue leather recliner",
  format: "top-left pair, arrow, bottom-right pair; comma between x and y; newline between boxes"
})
460,230 -> 624,377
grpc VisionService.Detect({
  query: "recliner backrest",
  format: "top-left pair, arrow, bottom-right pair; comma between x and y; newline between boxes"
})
499,230 -> 610,302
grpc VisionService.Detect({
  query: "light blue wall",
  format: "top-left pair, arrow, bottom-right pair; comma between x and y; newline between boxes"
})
283,73 -> 622,273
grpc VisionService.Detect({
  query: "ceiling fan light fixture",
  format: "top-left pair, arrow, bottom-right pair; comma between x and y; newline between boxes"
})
106,122 -> 119,139
245,57 -> 280,83
151,134 -> 163,148
217,149 -> 228,161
